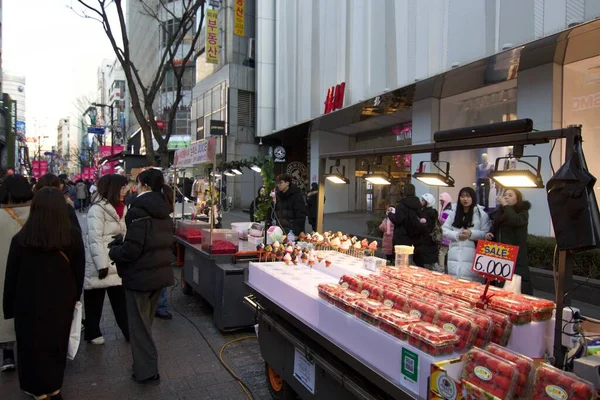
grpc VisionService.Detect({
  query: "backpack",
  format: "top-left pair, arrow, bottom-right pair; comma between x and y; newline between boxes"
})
430,218 -> 443,244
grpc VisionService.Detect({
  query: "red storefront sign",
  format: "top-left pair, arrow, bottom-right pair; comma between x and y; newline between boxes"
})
99,146 -> 125,176
324,82 -> 346,114
156,120 -> 166,130
31,160 -> 48,179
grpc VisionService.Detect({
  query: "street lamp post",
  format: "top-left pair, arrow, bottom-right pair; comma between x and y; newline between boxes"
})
92,102 -> 115,155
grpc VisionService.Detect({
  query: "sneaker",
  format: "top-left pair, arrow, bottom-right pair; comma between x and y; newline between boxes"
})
155,311 -> 173,320
88,336 -> 105,345
132,373 -> 160,385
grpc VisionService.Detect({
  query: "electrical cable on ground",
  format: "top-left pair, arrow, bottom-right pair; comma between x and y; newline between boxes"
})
168,277 -> 258,400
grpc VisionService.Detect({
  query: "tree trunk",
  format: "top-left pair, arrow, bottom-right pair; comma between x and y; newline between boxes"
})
158,143 -> 170,169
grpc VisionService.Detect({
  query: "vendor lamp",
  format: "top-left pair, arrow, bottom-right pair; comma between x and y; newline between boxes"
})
324,160 -> 349,184
488,155 -> 544,188
413,161 -> 455,187
363,172 -> 391,185
223,170 -> 236,176
231,168 -> 243,175
250,165 -> 261,173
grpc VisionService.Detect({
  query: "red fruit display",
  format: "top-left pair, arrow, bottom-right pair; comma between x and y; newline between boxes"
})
454,307 -> 494,348
179,228 -> 203,243
532,364 -> 596,400
317,283 -> 342,304
338,275 -> 364,292
330,289 -> 362,313
405,298 -> 444,323
400,322 -> 458,356
359,282 -> 385,302
375,309 -> 420,340
509,294 -> 555,322
354,299 -> 386,326
461,347 -> 519,400
424,280 -> 458,296
478,308 -> 513,346
450,288 -> 486,306
205,239 -> 238,254
382,289 -> 409,311
485,343 -> 534,398
489,297 -> 533,325
434,309 -> 479,351
439,295 -> 472,310
407,286 -> 441,300
401,272 -> 433,285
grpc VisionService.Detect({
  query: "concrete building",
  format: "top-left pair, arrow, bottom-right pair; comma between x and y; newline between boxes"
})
256,0 -> 600,237
2,72 -> 26,172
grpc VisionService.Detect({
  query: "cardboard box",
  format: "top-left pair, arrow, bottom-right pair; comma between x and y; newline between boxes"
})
429,357 -> 466,399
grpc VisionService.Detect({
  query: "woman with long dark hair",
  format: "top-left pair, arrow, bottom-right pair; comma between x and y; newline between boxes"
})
3,187 -> 85,399
109,168 -> 174,384
486,188 -> 533,294
33,173 -> 81,232
83,174 -> 130,345
442,187 -> 490,281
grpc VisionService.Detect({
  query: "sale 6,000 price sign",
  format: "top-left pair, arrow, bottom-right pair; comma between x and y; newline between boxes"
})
471,241 -> 519,281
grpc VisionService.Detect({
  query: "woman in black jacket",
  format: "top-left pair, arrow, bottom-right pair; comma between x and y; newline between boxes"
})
388,183 -> 422,247
486,188 -> 533,295
109,169 -> 174,385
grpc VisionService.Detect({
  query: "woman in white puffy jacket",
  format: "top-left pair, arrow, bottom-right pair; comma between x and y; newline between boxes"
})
442,186 -> 491,282
84,174 -> 130,344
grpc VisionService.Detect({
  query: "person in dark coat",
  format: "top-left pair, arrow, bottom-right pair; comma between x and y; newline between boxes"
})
274,174 -> 307,236
249,186 -> 267,222
486,188 -> 533,295
109,168 -> 174,385
414,193 -> 442,270
34,173 -> 81,232
3,187 -> 85,399
388,183 -> 422,247
306,182 -> 321,232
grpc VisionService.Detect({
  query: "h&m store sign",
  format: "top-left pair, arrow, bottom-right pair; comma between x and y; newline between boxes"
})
324,82 -> 346,114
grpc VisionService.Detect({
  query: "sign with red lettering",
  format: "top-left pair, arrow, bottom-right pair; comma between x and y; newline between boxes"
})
471,240 -> 519,281
324,82 -> 346,114
31,160 -> 48,179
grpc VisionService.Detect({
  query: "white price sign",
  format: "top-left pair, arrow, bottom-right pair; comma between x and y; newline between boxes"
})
293,348 -> 316,394
471,241 -> 519,281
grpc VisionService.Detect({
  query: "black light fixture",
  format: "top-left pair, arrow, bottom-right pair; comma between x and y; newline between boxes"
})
324,160 -> 349,184
489,155 -> 544,188
223,170 -> 235,177
363,156 -> 392,185
413,153 -> 455,187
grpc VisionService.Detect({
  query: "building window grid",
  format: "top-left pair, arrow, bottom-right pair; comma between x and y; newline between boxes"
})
191,82 -> 227,142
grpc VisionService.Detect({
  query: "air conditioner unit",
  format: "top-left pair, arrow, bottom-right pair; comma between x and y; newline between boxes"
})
248,38 -> 255,60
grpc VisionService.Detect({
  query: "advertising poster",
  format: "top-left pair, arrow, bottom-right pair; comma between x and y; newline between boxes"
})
206,9 -> 219,64
234,0 -> 245,36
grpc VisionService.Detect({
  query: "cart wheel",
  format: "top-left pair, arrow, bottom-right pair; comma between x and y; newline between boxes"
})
266,363 -> 297,399
181,269 -> 193,296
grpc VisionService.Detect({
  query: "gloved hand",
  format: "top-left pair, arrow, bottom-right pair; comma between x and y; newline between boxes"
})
107,234 -> 124,249
419,218 -> 427,224
98,268 -> 109,280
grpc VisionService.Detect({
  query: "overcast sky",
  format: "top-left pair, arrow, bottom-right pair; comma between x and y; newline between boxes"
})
3,0 -> 120,140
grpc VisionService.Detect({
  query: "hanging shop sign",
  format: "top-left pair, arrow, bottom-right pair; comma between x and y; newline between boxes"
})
155,120 -> 166,130
270,146 -> 286,163
393,123 -> 413,145
206,9 -> 219,64
323,82 -> 346,114
286,161 -> 308,190
31,160 -> 48,179
173,137 -> 217,168
234,0 -> 245,36
99,145 -> 125,176
210,119 -> 226,136
471,240 -> 519,281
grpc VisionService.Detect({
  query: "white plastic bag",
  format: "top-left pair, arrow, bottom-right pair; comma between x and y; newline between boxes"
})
67,301 -> 83,360
503,274 -> 522,295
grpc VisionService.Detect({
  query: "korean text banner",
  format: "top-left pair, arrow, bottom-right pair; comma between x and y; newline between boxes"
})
234,0 -> 245,36
206,9 -> 219,64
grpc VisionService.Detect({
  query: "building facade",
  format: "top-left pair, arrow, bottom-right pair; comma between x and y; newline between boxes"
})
2,72 -> 26,172
256,0 -> 600,237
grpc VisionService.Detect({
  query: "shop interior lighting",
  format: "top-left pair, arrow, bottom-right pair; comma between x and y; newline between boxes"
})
413,158 -> 455,187
488,154 -> 544,188
324,160 -> 349,184
250,165 -> 262,173
223,170 -> 236,177
231,168 -> 243,175
362,156 -> 392,185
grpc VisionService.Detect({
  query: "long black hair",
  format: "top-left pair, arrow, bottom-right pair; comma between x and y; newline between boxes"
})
33,173 -> 61,193
452,186 -> 477,229
0,175 -> 33,204
21,187 -> 72,250
137,168 -> 174,212
94,174 -> 128,207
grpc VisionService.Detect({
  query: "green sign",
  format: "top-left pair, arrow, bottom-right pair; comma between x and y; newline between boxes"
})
401,347 -> 419,383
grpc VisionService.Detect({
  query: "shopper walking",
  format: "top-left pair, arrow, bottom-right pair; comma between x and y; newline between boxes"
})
0,176 -> 33,372
486,188 -> 533,295
414,193 -> 442,271
34,173 -> 81,232
75,180 -> 88,212
438,192 -> 453,272
378,206 -> 395,264
442,187 -> 490,282
84,174 -> 130,345
3,187 -> 85,400
274,174 -> 307,236
388,183 -> 422,247
109,169 -> 174,384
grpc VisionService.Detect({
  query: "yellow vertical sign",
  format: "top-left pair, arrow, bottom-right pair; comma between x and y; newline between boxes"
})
234,0 -> 245,36
206,9 -> 219,64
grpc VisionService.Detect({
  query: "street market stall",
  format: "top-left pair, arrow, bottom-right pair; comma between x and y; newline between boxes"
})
244,122 -> 600,399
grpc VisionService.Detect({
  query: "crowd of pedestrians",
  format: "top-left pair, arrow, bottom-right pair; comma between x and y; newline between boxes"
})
0,170 -> 175,399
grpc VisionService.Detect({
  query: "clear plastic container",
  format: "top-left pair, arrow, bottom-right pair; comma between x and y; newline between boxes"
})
317,283 -> 342,304
354,299 -> 386,326
531,364 -> 596,400
201,228 -> 239,254
478,308 -> 513,346
338,275 -> 364,292
489,297 -> 533,325
400,322 -> 458,356
455,307 -> 494,348
330,289 -> 362,313
407,286 -> 441,300
405,298 -> 444,323
359,282 -> 385,302
439,295 -> 472,310
485,343 -> 534,399
376,309 -> 420,340
434,309 -> 479,351
382,289 -> 409,311
461,347 -> 520,400
176,220 -> 209,242
449,288 -> 483,306
510,294 -> 555,322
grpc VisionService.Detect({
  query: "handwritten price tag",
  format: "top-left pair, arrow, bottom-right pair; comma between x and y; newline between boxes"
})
471,241 -> 519,281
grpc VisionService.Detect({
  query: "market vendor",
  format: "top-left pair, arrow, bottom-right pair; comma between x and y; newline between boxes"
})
274,174 -> 307,236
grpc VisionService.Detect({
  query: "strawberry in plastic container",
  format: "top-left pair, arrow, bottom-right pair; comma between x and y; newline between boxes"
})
478,308 -> 513,346
434,309 -> 480,351
407,286 -> 441,300
381,289 -> 409,311
399,322 -> 458,356
209,239 -> 238,254
354,299 -> 386,326
375,309 -> 420,340
509,294 -> 555,322
461,347 -> 519,400
439,294 -> 472,310
317,283 -> 342,304
455,307 -> 494,348
359,282 -> 385,302
531,364 -> 596,400
405,298 -> 446,323
338,275 -> 364,292
330,289 -> 362,313
485,343 -> 534,399
489,297 -> 534,325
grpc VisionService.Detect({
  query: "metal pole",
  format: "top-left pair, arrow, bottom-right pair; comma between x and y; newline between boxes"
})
111,104 -> 114,155
316,157 -> 326,233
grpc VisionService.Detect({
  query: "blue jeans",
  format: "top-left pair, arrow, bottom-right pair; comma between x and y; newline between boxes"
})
156,288 -> 168,315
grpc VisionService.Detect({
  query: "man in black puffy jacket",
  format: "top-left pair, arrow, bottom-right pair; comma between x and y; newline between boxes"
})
274,174 -> 307,236
388,183 -> 422,247
109,169 -> 174,385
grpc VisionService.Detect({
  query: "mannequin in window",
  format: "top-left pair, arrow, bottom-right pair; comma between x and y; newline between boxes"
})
476,153 -> 493,209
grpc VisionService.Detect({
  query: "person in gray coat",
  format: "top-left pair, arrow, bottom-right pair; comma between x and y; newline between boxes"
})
75,180 -> 88,212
